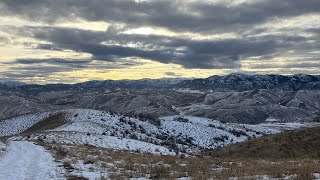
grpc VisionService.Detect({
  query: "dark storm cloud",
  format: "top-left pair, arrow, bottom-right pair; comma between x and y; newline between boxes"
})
1,0 -> 320,33
3,66 -> 71,79
249,62 -> 320,69
2,58 -> 91,78
13,26 -> 309,69
2,56 -> 146,79
11,58 -> 91,68
12,66 -> 70,74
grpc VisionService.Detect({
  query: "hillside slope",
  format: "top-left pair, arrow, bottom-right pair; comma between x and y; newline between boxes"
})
208,126 -> 320,159
2,88 -> 320,124
1,109 -> 305,156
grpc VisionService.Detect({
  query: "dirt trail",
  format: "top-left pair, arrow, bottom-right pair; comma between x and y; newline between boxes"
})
0,141 -> 65,180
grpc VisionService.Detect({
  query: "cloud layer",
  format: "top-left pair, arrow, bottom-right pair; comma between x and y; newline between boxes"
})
0,0 -> 319,83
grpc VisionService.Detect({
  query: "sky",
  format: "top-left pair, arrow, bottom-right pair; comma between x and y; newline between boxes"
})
0,0 -> 320,84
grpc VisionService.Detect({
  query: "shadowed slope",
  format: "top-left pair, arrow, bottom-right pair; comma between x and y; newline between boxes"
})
23,113 -> 68,134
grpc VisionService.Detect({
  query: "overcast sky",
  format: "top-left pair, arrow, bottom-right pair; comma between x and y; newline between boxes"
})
0,0 -> 320,84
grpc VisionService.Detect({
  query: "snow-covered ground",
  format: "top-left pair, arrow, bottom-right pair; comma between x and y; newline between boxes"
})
23,132 -> 176,156
160,116 -> 284,149
0,112 -> 50,137
0,141 -> 5,150
0,141 -> 65,179
48,109 -> 293,154
1,109 -> 311,155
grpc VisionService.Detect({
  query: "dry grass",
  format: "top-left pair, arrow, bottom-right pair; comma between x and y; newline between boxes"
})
63,160 -> 74,169
43,142 -> 320,179
207,126 -> 320,159
23,113 -> 68,134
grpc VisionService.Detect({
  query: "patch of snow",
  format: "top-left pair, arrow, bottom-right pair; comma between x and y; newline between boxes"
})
265,118 -> 281,122
313,173 -> 320,180
70,160 -> 108,180
259,122 -> 306,131
176,177 -> 192,180
174,89 -> 205,94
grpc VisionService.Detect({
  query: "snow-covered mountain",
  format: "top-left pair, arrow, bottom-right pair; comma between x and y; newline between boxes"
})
3,74 -> 320,91
0,81 -> 26,87
175,73 -> 320,91
74,78 -> 190,89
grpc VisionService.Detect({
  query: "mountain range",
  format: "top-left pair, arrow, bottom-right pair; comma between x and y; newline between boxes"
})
2,74 -> 320,91
1,74 -> 320,124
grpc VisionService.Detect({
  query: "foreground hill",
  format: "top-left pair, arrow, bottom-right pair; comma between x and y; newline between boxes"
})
208,126 -> 320,159
1,109 -> 305,156
1,109 -> 319,179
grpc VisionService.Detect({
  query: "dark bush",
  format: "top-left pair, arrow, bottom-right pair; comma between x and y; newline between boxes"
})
230,130 -> 247,137
213,135 -> 228,142
119,117 -> 126,123
137,113 -> 161,126
173,116 -> 189,123
56,147 -> 68,158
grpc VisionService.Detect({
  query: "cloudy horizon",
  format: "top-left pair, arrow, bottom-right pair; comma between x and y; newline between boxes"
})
0,0 -> 320,84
